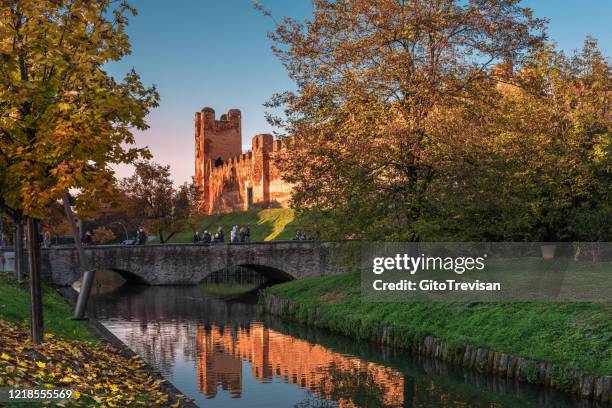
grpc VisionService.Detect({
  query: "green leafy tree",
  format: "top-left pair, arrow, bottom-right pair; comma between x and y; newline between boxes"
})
174,178 -> 202,234
120,162 -> 198,243
259,0 -> 546,240
407,39 -> 611,242
483,39 -> 610,241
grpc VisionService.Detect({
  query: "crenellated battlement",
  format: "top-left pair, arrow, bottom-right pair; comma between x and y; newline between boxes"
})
207,150 -> 254,175
199,107 -> 241,131
207,134 -> 290,174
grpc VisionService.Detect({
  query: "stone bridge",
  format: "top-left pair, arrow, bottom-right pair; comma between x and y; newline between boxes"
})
39,241 -> 353,286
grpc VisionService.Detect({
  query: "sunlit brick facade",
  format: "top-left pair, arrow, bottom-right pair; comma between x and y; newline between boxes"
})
194,107 -> 293,214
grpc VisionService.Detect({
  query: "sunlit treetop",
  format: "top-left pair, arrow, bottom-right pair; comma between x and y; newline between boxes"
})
0,0 -> 159,218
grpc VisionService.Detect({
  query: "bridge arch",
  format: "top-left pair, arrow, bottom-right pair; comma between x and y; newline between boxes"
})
41,242 -> 347,286
107,268 -> 151,285
234,263 -> 294,283
198,264 -> 294,285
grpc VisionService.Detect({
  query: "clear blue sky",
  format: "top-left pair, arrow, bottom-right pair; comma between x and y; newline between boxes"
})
108,0 -> 611,185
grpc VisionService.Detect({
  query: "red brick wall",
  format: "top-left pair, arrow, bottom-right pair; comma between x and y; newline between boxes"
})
195,107 -> 293,214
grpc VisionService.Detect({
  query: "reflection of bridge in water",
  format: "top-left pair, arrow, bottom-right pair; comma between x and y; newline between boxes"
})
196,323 -> 405,407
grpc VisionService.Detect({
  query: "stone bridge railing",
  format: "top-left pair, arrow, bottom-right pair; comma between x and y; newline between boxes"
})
38,241 -> 354,286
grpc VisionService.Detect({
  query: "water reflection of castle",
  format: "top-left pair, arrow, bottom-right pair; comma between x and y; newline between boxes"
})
196,323 -> 405,407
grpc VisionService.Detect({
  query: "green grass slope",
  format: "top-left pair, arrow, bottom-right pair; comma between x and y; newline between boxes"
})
169,208 -> 308,242
266,272 -> 612,376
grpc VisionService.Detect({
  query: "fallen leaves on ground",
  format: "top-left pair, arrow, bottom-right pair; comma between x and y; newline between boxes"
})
0,320 -> 187,407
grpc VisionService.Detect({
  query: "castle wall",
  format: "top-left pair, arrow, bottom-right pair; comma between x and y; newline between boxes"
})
195,107 -> 292,214
269,139 -> 292,208
207,153 -> 253,213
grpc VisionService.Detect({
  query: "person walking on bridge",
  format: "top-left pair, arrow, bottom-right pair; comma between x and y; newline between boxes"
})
213,227 -> 224,243
83,231 -> 93,246
136,227 -> 147,245
230,225 -> 239,243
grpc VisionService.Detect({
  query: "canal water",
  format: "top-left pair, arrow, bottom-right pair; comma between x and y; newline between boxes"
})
89,284 -> 603,408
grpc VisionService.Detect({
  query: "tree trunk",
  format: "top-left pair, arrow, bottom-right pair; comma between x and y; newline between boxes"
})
62,192 -> 95,319
112,221 -> 129,242
26,216 -> 43,344
14,218 -> 24,283
62,193 -> 87,269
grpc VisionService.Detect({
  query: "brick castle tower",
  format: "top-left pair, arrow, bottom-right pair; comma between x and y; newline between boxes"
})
194,106 -> 292,214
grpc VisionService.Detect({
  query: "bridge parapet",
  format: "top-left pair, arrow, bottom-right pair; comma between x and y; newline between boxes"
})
40,241 -> 353,286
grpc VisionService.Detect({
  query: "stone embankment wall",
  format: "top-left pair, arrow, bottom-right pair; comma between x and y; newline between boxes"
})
262,292 -> 612,403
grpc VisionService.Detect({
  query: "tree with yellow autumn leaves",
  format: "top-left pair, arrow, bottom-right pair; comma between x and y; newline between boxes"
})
0,0 -> 158,342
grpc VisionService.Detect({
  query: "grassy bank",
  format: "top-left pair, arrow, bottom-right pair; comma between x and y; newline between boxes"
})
164,208 -> 309,243
163,208 -> 300,242
0,272 -> 96,342
0,272 -> 185,406
264,272 -> 612,376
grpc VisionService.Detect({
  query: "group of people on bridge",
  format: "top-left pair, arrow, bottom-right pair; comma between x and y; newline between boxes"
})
122,226 -> 147,245
82,227 -> 147,246
193,225 -> 250,244
78,224 -> 313,246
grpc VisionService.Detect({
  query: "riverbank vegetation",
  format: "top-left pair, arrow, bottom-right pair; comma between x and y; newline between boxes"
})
263,272 -> 612,376
0,273 -> 95,342
0,273 -> 185,406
